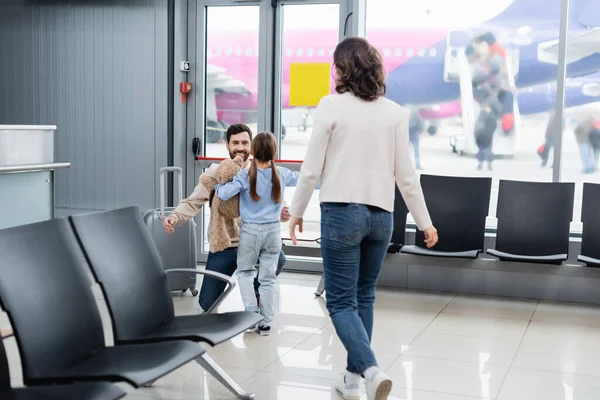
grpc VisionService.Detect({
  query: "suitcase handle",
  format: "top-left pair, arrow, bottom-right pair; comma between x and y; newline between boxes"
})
159,166 -> 183,220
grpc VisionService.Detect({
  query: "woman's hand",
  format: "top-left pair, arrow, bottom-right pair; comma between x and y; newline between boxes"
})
423,225 -> 438,248
288,217 -> 303,245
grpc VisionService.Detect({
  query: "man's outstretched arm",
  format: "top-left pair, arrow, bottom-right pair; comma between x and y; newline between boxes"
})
169,176 -> 211,226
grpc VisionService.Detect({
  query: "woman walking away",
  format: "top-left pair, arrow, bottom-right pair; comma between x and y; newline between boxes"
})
288,37 -> 438,400
215,132 -> 300,336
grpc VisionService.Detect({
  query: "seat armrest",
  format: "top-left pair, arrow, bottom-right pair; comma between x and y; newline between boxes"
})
165,268 -> 236,314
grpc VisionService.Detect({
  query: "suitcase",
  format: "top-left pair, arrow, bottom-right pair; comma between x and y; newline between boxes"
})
142,166 -> 199,296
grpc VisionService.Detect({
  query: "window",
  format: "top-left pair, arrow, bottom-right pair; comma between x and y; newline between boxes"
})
559,6 -> 600,227
204,6 -> 259,158
277,3 -> 340,244
366,0 -> 561,229
201,5 -> 260,253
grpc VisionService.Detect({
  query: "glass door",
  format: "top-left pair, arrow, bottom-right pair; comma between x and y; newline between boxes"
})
190,0 -> 341,261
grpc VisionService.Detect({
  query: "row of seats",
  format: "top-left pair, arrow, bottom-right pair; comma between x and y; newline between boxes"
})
0,206 -> 258,400
390,175 -> 600,267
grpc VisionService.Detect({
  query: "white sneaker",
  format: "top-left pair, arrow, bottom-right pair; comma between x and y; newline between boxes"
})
335,373 -> 364,400
365,370 -> 392,400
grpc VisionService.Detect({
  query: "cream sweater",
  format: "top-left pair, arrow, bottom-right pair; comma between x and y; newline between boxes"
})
289,92 -> 433,231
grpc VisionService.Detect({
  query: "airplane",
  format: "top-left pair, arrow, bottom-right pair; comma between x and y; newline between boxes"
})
420,71 -> 600,124
204,0 -> 600,142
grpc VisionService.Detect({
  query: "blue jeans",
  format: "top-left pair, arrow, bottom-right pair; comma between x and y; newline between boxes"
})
320,202 -> 393,374
198,246 -> 286,312
237,222 -> 282,326
579,142 -> 597,173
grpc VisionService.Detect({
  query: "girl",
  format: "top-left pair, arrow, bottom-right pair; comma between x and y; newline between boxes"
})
214,132 -> 299,336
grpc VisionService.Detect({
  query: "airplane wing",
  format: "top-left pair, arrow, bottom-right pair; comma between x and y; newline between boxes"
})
537,28 -> 600,64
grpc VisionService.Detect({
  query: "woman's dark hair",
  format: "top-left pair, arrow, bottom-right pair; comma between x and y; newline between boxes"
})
333,37 -> 386,101
249,132 -> 281,203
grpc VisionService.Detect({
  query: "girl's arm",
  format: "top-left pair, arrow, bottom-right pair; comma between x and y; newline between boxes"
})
214,172 -> 247,200
280,167 -> 321,189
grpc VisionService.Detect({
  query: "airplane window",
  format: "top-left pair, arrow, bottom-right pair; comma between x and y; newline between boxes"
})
287,48 -> 293,57
394,48 -> 402,57
318,49 -> 325,57
235,48 -> 242,56
307,48 -> 314,57
214,48 -> 222,57
406,48 -> 414,56
245,48 -> 252,57
225,48 -> 232,56
297,48 -> 304,57
384,48 -> 391,57
329,48 -> 335,56
429,48 -> 437,57
418,49 -> 425,57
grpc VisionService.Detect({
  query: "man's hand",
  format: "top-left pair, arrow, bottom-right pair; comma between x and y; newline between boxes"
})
280,206 -> 291,223
163,216 -> 176,234
288,216 -> 303,245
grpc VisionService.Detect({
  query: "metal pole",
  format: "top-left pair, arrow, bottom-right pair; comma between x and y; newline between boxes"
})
552,0 -> 571,182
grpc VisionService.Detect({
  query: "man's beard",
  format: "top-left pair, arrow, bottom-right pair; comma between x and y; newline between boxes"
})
229,150 -> 249,161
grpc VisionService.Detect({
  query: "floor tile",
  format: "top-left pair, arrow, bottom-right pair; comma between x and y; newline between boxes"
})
522,320 -> 600,348
403,331 -> 521,366
426,313 -> 529,341
512,340 -> 600,376
533,300 -> 600,328
375,289 -> 456,313
497,367 -> 600,400
443,294 -> 538,321
217,371 -> 341,400
265,342 -> 399,381
385,355 -> 509,399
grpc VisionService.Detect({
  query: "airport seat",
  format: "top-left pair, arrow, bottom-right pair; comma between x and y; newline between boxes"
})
401,175 -> 491,259
388,185 -> 409,254
0,219 -> 205,390
1,335 -> 126,400
578,182 -> 600,267
487,180 -> 574,264
69,206 -> 263,400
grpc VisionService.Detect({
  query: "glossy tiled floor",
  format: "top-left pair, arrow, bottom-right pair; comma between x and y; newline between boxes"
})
4,271 -> 600,399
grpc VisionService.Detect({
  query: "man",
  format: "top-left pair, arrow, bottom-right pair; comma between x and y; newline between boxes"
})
163,124 -> 288,312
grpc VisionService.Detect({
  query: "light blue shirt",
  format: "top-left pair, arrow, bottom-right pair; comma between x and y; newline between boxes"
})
215,166 -> 299,224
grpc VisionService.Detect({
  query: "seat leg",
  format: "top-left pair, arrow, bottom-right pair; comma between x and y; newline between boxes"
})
196,353 -> 255,400
314,274 -> 325,296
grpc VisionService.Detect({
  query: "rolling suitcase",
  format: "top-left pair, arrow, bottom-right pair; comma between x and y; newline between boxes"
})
142,166 -> 199,296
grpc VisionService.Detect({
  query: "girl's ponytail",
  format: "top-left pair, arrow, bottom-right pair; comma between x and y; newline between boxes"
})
249,158 -> 260,201
270,162 -> 282,203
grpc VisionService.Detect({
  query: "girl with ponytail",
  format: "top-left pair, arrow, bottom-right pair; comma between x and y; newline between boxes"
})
214,132 -> 309,336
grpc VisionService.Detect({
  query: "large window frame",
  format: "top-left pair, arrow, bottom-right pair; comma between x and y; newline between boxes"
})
186,0 -> 573,267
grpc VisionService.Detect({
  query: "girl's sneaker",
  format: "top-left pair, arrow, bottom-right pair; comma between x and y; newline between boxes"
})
258,325 -> 271,336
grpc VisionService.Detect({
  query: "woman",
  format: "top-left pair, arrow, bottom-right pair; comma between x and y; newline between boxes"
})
288,37 -> 438,400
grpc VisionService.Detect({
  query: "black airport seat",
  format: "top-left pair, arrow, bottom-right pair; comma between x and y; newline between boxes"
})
0,336 -> 125,400
388,185 -> 408,254
401,175 -> 491,259
69,206 -> 264,400
578,182 -> 600,267
487,180 -> 574,264
0,219 -> 204,390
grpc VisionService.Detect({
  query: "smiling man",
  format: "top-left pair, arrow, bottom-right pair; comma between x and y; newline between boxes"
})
163,124 -> 289,312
